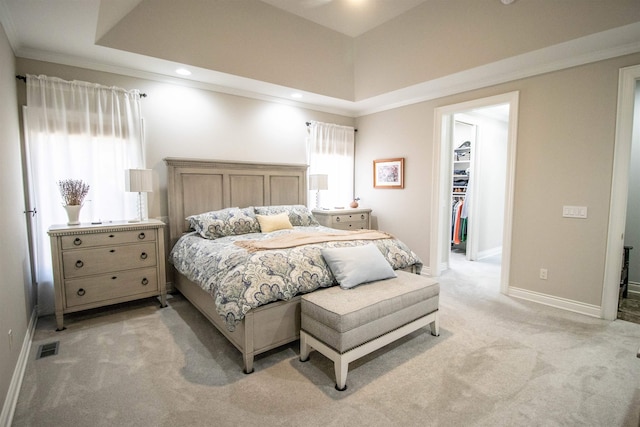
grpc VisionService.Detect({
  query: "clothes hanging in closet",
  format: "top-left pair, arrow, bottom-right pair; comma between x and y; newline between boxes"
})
451,199 -> 467,244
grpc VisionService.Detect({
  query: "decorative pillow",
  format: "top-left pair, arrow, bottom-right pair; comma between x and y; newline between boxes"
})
255,205 -> 319,226
256,212 -> 294,232
321,244 -> 397,289
187,207 -> 260,239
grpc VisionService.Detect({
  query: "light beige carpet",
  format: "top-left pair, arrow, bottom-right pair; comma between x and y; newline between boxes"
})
11,255 -> 640,426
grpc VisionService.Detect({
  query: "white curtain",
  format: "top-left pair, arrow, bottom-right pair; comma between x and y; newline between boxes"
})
25,74 -> 144,314
307,121 -> 355,209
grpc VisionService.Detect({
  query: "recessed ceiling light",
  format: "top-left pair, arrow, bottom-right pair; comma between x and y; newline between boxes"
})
175,68 -> 191,76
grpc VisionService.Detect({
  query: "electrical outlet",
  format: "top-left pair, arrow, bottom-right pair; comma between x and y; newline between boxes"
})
8,329 -> 13,352
540,268 -> 548,280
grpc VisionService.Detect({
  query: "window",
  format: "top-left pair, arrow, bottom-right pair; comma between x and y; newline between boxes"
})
306,121 -> 355,209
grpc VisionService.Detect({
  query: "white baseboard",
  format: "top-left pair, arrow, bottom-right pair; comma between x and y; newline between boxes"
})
0,307 -> 38,427
477,247 -> 502,261
628,281 -> 640,295
508,286 -> 601,318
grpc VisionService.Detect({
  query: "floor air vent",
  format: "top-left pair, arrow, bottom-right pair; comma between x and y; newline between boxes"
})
36,341 -> 59,359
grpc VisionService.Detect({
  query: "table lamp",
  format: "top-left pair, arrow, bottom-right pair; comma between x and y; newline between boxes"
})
125,169 -> 153,222
309,174 -> 328,209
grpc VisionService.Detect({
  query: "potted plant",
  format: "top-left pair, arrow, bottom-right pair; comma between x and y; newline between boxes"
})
57,179 -> 90,225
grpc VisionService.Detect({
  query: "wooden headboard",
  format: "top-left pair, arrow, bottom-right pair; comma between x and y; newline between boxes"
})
164,158 -> 308,247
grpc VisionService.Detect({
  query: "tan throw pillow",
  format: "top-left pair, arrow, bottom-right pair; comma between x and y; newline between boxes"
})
256,212 -> 293,233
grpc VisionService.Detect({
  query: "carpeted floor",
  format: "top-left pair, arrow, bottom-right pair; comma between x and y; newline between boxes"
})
11,254 -> 640,427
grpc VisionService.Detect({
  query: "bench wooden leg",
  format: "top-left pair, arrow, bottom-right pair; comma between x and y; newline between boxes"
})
243,353 -> 254,374
335,357 -> 348,391
430,312 -> 440,336
300,331 -> 311,362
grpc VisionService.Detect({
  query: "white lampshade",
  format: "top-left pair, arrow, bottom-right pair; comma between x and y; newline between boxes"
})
125,169 -> 153,222
125,169 -> 153,193
309,174 -> 328,191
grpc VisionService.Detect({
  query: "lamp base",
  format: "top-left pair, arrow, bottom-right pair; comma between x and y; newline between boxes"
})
127,192 -> 146,223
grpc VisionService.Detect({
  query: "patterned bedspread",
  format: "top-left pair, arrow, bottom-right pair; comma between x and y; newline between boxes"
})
169,225 -> 423,331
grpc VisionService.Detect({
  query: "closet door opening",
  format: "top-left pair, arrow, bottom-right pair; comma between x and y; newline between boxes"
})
430,92 -> 519,295
618,79 -> 640,323
451,109 -> 509,265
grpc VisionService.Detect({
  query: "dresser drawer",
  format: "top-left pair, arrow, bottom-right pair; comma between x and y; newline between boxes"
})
331,221 -> 368,230
331,213 -> 369,225
60,229 -> 156,250
62,242 -> 157,278
331,213 -> 369,229
64,267 -> 159,308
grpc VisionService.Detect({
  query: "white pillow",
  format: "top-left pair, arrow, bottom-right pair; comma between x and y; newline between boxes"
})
321,244 -> 397,289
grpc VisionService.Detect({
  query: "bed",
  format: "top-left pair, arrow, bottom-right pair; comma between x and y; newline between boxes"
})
165,158 -> 423,373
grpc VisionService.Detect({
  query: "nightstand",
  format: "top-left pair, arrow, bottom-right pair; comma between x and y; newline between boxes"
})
48,219 -> 167,330
312,208 -> 372,230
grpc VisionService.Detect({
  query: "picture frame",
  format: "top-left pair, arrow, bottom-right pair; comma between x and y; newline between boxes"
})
373,158 -> 404,189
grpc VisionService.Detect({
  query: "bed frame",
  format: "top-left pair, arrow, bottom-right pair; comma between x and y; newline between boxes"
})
165,158 -> 308,373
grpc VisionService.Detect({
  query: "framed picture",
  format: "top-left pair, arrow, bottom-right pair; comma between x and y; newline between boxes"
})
373,158 -> 404,189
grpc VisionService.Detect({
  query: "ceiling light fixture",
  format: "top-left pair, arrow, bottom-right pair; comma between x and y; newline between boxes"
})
175,68 -> 192,76
291,93 -> 303,99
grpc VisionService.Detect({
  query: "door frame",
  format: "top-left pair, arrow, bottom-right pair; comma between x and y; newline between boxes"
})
430,91 -> 519,295
602,64 -> 640,320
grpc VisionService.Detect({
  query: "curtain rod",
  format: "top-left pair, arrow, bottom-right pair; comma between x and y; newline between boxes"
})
306,121 -> 357,132
15,75 -> 147,98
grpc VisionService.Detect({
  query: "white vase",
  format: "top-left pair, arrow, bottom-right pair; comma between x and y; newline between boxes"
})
64,205 -> 82,225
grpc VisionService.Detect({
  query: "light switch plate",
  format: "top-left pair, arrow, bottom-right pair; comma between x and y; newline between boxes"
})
563,206 -> 587,218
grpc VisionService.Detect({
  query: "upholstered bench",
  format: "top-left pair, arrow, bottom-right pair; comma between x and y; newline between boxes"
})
300,270 -> 440,390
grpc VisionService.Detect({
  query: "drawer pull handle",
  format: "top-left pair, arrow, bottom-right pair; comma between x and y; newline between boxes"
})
75,260 -> 84,268
110,249 -> 115,253
138,232 -> 146,240
73,237 -> 82,246
140,252 -> 148,260
77,288 -> 86,296
111,276 -> 117,280
141,278 -> 149,286
336,217 -> 341,222
109,234 -> 115,238
360,214 -> 365,219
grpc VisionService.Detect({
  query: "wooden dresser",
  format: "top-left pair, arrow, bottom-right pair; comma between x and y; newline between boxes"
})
48,219 -> 166,330
312,208 -> 372,230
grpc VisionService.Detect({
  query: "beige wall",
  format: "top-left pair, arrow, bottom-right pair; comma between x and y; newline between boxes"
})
356,52 -> 640,307
354,0 -> 640,100
0,23 -> 32,414
98,0 -> 354,100
94,0 -> 640,103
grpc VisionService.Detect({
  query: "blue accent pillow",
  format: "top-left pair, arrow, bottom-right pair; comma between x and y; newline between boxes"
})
321,244 -> 397,289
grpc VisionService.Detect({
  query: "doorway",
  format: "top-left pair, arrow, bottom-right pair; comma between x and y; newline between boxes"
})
618,79 -> 640,322
603,64 -> 640,321
430,91 -> 519,296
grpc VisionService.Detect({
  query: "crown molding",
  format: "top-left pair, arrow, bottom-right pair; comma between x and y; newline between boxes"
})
14,22 -> 640,118
353,22 -> 640,116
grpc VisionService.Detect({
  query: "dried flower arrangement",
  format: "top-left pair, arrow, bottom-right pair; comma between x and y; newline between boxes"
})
57,179 -> 90,206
